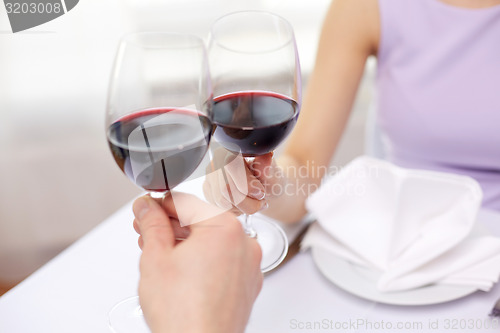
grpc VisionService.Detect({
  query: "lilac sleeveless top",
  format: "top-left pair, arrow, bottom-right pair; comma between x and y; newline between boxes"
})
376,0 -> 500,211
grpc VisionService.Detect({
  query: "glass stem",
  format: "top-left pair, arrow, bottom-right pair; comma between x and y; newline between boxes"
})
243,214 -> 257,238
149,191 -> 166,199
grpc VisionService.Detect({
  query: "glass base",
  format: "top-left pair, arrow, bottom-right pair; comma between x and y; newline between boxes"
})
108,296 -> 150,333
251,216 -> 288,273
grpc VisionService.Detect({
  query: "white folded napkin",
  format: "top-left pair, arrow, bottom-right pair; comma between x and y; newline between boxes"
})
303,156 -> 500,292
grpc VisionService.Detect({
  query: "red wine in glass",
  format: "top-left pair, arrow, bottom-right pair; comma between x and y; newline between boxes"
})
107,107 -> 212,193
212,91 -> 299,156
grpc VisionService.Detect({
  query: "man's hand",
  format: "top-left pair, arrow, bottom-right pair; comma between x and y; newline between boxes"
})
133,194 -> 263,333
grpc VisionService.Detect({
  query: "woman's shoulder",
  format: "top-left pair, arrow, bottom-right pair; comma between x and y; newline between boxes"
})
323,0 -> 380,56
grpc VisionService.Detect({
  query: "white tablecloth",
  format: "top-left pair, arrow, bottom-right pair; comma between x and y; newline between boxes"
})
1,199 -> 500,332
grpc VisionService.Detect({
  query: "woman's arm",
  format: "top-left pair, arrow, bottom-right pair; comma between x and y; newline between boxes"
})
263,0 -> 380,222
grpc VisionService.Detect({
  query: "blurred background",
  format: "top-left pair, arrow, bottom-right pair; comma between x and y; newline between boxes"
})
0,0 -> 374,294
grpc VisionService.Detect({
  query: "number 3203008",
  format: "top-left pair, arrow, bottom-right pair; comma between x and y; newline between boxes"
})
5,2 -> 62,14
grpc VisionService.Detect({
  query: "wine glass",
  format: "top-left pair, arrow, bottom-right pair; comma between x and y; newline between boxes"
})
105,32 -> 212,332
208,11 -> 302,272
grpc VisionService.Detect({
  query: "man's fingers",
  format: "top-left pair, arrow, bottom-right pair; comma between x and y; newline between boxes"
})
133,219 -> 140,234
135,214 -> 189,240
161,192 -> 228,228
170,217 -> 191,239
133,196 -> 175,251
138,235 -> 144,250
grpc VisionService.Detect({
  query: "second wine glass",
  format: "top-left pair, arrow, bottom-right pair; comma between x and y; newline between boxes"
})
208,11 -> 302,272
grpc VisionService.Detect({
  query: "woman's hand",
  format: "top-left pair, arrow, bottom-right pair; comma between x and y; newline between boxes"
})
133,194 -> 263,333
204,0 -> 378,223
203,149 -> 285,216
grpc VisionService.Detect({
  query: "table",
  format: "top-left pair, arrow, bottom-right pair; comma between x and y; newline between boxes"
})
1,197 -> 500,332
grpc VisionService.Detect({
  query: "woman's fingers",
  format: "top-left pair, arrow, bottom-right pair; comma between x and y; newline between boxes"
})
234,196 -> 267,215
224,155 -> 266,200
210,162 -> 267,215
201,147 -> 275,216
249,152 -> 282,196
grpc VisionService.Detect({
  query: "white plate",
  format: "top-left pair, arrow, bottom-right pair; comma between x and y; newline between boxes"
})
312,246 -> 478,305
